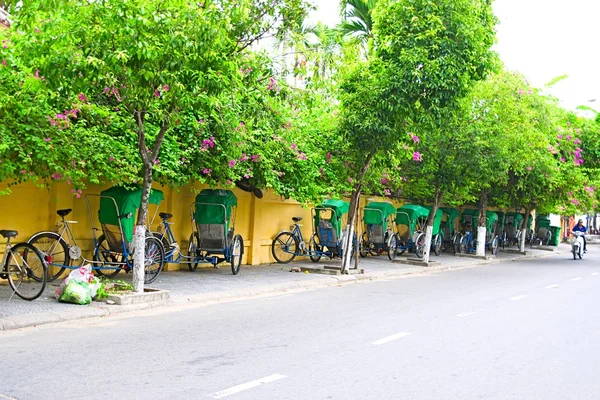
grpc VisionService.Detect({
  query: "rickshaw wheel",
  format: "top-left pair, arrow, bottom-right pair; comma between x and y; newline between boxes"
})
94,234 -> 123,278
359,233 -> 368,258
491,236 -> 499,255
271,231 -> 299,264
230,235 -> 243,275
309,234 -> 322,263
187,233 -> 200,271
387,234 -> 398,261
414,233 -> 426,259
144,236 -> 165,284
433,234 -> 442,256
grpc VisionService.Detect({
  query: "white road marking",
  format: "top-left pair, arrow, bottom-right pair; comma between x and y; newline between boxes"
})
545,284 -> 560,289
510,295 -> 528,301
0,395 -> 18,400
592,272 -> 599,276
207,374 -> 287,399
372,332 -> 412,345
456,310 -> 480,317
571,277 -> 582,281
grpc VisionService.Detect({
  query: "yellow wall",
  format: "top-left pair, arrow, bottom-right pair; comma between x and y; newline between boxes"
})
0,182 -> 403,273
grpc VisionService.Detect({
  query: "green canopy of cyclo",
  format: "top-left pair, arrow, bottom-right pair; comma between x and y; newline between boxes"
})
98,186 -> 165,243
314,199 -> 350,237
461,209 -> 498,231
505,212 -> 533,228
194,189 -> 237,230
536,214 -> 551,228
363,202 -> 396,226
422,206 -> 444,236
440,207 -> 460,236
496,211 -> 505,229
396,204 -> 430,234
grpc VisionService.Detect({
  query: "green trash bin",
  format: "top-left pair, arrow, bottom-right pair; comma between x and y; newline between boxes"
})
549,226 -> 561,246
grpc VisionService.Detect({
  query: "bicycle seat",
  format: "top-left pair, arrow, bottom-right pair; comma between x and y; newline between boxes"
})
292,217 -> 303,222
159,212 -> 173,219
57,208 -> 72,217
0,230 -> 18,238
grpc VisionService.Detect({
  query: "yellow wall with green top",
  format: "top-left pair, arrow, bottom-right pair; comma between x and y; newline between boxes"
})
0,181 -> 401,277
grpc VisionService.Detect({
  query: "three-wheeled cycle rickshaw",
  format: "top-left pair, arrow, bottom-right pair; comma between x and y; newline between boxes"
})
440,207 -> 461,254
423,206 -> 444,256
153,189 -> 244,274
271,199 -> 356,264
389,204 -> 428,260
89,186 -> 166,284
458,209 -> 499,255
359,202 -> 397,260
530,214 -> 552,247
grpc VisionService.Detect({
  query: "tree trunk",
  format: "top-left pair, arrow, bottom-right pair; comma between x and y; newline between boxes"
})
422,189 -> 442,263
476,190 -> 487,257
341,151 -> 375,274
519,205 -> 531,253
133,162 -> 153,292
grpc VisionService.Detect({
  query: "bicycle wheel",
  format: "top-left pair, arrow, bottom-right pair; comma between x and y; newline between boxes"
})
28,231 -> 69,282
387,234 -> 398,261
6,242 -> 47,301
271,231 -> 299,264
359,233 -> 368,258
230,234 -> 243,275
187,233 -> 200,272
414,232 -> 426,259
144,236 -> 165,284
309,234 -> 322,263
433,234 -> 442,256
94,234 -> 123,278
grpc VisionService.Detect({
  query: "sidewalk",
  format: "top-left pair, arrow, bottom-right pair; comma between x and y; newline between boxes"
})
0,244 -> 569,331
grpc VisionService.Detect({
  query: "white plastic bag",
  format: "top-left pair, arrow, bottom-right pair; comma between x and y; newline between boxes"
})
55,264 -> 95,300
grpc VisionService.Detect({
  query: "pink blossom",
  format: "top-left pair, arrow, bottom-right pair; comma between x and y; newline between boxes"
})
244,174 -> 250,179
410,133 -> 420,143
163,84 -> 170,92
202,168 -> 212,175
560,157 -> 565,162
1,59 -> 6,66
557,134 -> 563,139
412,152 -> 423,162
384,188 -> 391,196
154,90 -> 160,97
381,178 -> 389,184
66,179 -> 71,185
348,177 -> 353,183
154,158 -> 160,165
20,170 -> 26,174
402,177 -> 407,182
51,172 -> 61,180
326,152 -> 332,163
109,156 -> 114,162
566,135 -> 572,140
239,154 -> 249,162
71,189 -> 76,194
104,87 -> 110,94
45,137 -> 51,142
290,143 -> 297,150
226,180 -> 232,185
77,93 -> 88,103
267,77 -> 278,91
574,138 -> 581,144
526,166 -> 532,171
229,160 -> 237,168
518,89 -> 524,95
296,152 -> 307,161
251,155 -> 261,162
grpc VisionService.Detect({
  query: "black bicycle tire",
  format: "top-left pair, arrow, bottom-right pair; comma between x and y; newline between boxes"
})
271,231 -> 299,264
7,242 -> 47,301
230,235 -> 243,275
187,233 -> 200,271
28,231 -> 69,282
93,234 -> 123,278
144,236 -> 165,284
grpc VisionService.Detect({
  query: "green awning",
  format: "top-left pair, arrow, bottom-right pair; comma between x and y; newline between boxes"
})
314,199 -> 350,237
364,202 -> 396,225
396,204 -> 430,234
194,189 -> 237,230
423,206 -> 444,236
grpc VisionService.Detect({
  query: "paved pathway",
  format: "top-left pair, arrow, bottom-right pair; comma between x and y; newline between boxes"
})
0,245 -> 569,330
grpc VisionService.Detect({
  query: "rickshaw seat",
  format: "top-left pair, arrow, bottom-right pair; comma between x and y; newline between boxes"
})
367,224 -> 384,244
197,224 -> 226,251
505,223 -> 516,239
292,217 -> 303,222
101,223 -> 132,253
537,227 -> 549,239
159,212 -> 173,219
57,209 -> 72,217
317,219 -> 338,248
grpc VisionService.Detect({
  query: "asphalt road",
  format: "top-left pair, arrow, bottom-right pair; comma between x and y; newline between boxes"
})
1,250 -> 599,400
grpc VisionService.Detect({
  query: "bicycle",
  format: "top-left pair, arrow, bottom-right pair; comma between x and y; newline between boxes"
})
28,208 -> 82,281
0,229 -> 47,301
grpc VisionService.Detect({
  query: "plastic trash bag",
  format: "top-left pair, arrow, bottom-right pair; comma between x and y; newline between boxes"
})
55,264 -> 95,300
58,280 -> 92,305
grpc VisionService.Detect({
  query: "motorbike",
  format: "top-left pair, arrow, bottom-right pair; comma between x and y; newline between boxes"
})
572,231 -> 585,260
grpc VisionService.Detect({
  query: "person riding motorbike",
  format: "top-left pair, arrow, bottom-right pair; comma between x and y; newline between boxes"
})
572,219 -> 588,253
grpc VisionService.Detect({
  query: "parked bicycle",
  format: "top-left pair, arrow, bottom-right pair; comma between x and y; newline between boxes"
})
1,229 -> 47,300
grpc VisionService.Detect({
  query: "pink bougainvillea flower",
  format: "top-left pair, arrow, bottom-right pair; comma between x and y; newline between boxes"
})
20,170 -> 26,174
202,168 -> 212,175
239,154 -> 248,162
71,189 -> 76,194
557,134 -> 563,139
326,152 -> 332,163
1,59 -> 6,66
410,133 -> 420,143
154,90 -> 160,97
251,155 -> 261,162
154,158 -> 160,165
348,177 -> 353,183
566,135 -> 572,140
44,137 -> 51,142
51,172 -> 61,180
412,151 -> 423,162
104,87 -> 110,94
229,160 -> 236,168
77,93 -> 88,103
560,157 -> 565,162
526,166 -> 532,171
518,89 -> 523,95
574,138 -> 581,144
384,188 -> 391,196
296,152 -> 307,161
163,84 -> 170,92
290,143 -> 297,150
381,178 -> 389,184
109,156 -> 115,162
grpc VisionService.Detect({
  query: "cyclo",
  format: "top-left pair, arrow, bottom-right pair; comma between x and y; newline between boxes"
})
423,206 -> 444,256
389,204 -> 428,260
530,214 -> 552,247
87,186 -> 166,284
359,202 -> 397,260
496,211 -> 505,248
271,199 -> 356,264
153,189 -> 244,275
440,207 -> 461,254
458,209 -> 499,255
503,211 -> 524,247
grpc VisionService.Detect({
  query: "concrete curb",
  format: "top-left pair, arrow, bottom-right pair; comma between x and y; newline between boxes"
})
0,249 -> 565,332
